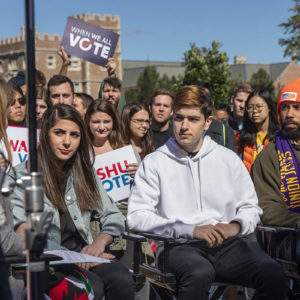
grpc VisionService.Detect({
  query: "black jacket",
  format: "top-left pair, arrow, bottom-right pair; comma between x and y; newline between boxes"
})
205,119 -> 237,153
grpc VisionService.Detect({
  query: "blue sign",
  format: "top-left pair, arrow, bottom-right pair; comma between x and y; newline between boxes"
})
61,17 -> 119,67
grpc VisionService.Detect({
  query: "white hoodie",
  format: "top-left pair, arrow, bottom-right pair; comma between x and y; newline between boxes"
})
127,136 -> 262,239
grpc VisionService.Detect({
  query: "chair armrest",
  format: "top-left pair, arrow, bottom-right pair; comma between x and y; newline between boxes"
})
5,254 -> 62,266
4,255 -> 26,265
256,225 -> 300,262
256,225 -> 277,232
256,225 -> 298,233
122,232 -> 147,243
138,232 -> 175,243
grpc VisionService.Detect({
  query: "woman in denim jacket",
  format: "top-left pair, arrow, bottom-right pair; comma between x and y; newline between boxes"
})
9,104 -> 134,300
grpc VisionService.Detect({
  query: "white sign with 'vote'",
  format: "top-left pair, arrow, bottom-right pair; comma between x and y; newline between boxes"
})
93,145 -> 141,202
3,126 -> 39,166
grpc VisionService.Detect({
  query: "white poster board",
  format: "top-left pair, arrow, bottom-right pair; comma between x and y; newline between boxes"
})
6,126 -> 39,166
93,145 -> 140,202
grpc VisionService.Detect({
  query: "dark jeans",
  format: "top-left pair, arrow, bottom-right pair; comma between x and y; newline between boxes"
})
85,260 -> 135,300
165,233 -> 288,300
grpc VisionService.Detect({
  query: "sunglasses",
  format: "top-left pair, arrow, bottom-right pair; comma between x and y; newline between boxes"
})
10,96 -> 26,106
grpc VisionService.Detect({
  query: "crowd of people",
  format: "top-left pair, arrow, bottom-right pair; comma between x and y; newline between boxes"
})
0,49 -> 300,300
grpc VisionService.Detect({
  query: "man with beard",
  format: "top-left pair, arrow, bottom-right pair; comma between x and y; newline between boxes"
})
252,77 -> 300,227
47,75 -> 74,106
99,77 -> 126,114
101,77 -> 121,106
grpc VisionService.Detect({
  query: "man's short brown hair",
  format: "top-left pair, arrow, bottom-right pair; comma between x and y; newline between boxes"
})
47,75 -> 74,98
174,85 -> 213,119
232,82 -> 253,98
75,93 -> 94,108
148,88 -> 174,107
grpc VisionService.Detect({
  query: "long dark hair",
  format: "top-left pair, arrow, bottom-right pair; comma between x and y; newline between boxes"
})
0,79 -> 12,165
39,104 -> 101,212
239,89 -> 279,149
85,99 -> 124,149
121,103 -> 154,155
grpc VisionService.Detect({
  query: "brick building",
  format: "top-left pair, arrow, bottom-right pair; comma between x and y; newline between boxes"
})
0,13 -> 122,99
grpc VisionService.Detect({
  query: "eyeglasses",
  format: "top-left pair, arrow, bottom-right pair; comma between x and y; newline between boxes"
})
246,104 -> 265,113
130,119 -> 150,126
10,96 -> 26,106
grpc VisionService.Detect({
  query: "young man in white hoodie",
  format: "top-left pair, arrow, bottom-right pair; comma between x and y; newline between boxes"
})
127,85 -> 288,300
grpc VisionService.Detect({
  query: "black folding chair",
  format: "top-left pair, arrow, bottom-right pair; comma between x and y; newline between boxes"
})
256,225 -> 300,299
122,232 -> 147,292
123,231 -> 243,300
5,253 -> 62,296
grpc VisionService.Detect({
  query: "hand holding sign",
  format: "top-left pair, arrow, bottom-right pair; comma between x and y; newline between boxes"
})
93,145 -> 141,202
61,17 -> 119,67
127,163 -> 139,177
106,57 -> 117,77
57,46 -> 70,66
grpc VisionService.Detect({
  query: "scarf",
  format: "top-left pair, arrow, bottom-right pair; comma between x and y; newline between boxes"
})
276,131 -> 300,213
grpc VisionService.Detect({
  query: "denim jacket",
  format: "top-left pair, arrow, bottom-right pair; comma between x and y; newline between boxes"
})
0,194 -> 23,256
9,162 -> 125,251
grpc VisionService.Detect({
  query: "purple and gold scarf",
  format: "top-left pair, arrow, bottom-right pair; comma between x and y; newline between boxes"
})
276,131 -> 300,213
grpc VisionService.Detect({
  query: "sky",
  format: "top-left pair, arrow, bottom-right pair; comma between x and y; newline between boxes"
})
0,0 -> 296,64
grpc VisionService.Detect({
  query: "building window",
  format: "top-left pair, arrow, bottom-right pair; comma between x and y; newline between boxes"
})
74,82 -> 82,93
69,57 -> 80,71
47,56 -> 56,69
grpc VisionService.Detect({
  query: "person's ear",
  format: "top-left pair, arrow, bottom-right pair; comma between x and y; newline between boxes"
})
204,115 -> 213,130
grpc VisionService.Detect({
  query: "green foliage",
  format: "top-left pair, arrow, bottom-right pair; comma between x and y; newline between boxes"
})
227,74 -> 244,100
182,41 -> 231,103
124,87 -> 139,103
137,66 -> 160,102
125,66 -> 179,103
279,0 -> 300,61
250,68 -> 276,100
158,74 -> 179,93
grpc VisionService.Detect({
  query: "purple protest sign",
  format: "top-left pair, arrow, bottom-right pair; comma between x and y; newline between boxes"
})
61,17 -> 119,67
